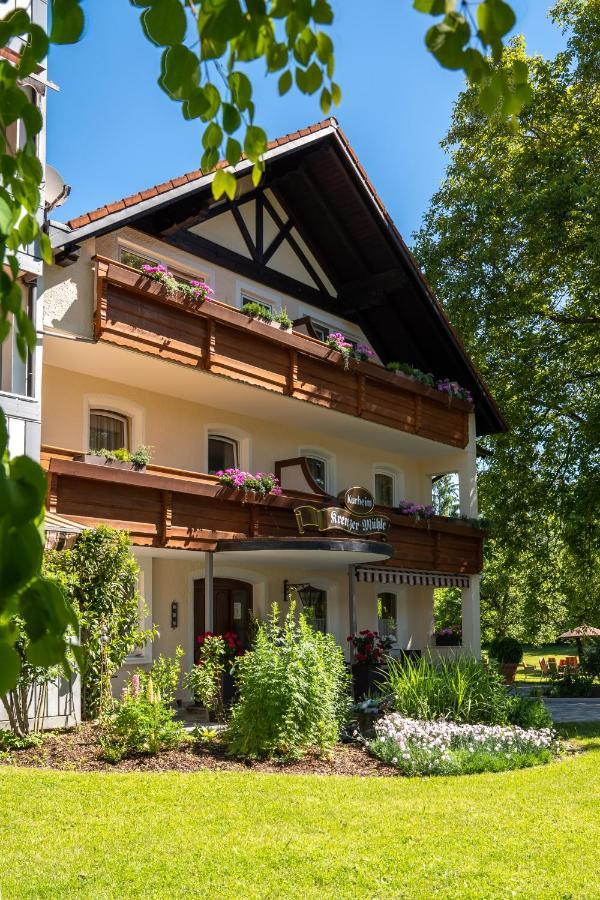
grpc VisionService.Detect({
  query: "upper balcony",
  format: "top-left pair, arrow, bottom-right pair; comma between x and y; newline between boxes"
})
91,257 -> 473,451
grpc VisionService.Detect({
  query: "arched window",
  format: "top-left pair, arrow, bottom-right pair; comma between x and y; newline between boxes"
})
299,447 -> 334,493
374,466 -> 403,507
208,433 -> 239,474
298,585 -> 327,634
377,591 -> 397,640
89,409 -> 130,451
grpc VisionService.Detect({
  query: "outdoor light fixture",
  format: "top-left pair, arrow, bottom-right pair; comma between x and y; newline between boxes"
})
283,580 -> 311,605
171,601 -> 178,629
283,580 -> 321,607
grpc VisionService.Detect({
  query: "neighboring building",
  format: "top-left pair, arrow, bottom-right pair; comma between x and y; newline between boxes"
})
42,119 -> 506,691
0,0 -> 54,460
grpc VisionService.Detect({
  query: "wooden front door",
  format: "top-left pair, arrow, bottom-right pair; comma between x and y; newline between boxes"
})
193,578 -> 253,652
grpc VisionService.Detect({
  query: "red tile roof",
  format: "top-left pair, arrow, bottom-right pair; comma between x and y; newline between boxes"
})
65,118 -> 338,231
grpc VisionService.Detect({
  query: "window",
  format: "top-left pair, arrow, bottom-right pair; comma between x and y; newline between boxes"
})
306,456 -> 327,491
375,472 -> 395,507
299,586 -> 327,634
89,410 -> 129,451
310,320 -> 330,342
120,247 -> 158,271
208,434 -> 239,474
377,592 -> 397,640
240,292 -> 273,315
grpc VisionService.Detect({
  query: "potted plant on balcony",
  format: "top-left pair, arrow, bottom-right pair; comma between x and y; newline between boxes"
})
488,636 -> 523,685
79,445 -> 153,471
348,630 -> 394,700
434,625 -> 462,647
215,468 -> 282,499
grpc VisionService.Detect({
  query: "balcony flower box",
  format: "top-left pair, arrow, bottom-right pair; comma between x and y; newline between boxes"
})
434,628 -> 462,647
77,446 -> 151,472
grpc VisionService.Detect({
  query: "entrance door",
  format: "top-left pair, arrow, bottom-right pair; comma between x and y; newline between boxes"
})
193,578 -> 253,652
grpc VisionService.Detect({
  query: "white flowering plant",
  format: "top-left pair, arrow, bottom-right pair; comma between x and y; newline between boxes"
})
370,714 -> 557,777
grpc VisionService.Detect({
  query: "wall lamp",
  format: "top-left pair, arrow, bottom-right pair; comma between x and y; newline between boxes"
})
171,601 -> 178,629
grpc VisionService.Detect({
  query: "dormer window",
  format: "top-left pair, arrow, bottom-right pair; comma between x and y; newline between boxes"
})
208,434 -> 239,474
89,409 -> 129,451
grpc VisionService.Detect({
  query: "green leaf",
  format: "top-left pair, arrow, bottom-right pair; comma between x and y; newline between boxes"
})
18,25 -> 50,77
319,86 -> 331,114
315,31 -> 333,66
18,214 -> 38,247
50,0 -> 85,44
296,61 -> 323,94
425,12 -> 470,70
479,81 -> 500,116
251,159 -> 264,188
477,0 -> 516,44
512,59 -> 529,85
312,0 -> 333,24
200,83 -> 222,121
0,195 -> 14,236
201,147 -> 220,172
0,409 -> 8,456
9,454 -> 49,519
204,0 -> 245,42
271,0 -> 293,17
158,45 -> 199,101
225,136 -> 242,167
278,69 -> 292,95
413,0 -> 447,12
294,27 -> 316,66
0,9 -> 31,44
27,633 -> 66,667
21,102 -> 43,137
141,0 -> 187,46
463,48 -> 489,85
228,72 -> 252,110
39,231 -> 53,265
222,102 -> 241,134
243,125 -> 268,161
0,522 -> 43,601
0,645 -> 20,695
331,81 -> 341,105
202,121 -> 223,150
213,168 -> 237,201
266,42 -> 288,72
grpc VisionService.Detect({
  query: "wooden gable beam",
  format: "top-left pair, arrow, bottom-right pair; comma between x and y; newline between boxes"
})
261,193 -> 330,296
163,227 -> 339,312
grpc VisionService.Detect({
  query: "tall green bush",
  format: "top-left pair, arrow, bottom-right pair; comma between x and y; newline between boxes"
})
44,526 -> 155,719
226,604 -> 351,759
383,656 -> 511,725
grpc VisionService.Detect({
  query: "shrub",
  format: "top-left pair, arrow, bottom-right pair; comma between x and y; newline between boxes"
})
488,636 -> 523,664
547,671 -> 595,697
44,526 -> 156,719
369,714 -> 556,776
581,645 -> 600,678
508,695 -> 552,729
100,675 -> 185,761
184,636 -> 225,719
383,655 -> 511,725
148,646 -> 185,705
226,604 -> 351,759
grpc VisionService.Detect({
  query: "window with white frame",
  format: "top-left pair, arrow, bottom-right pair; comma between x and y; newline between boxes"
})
240,291 -> 273,315
374,469 -> 396,507
377,591 -> 397,640
208,433 -> 239,474
120,247 -> 158,271
300,448 -> 332,492
89,409 -> 130,451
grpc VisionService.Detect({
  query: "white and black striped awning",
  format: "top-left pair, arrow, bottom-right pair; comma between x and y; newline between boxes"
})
356,568 -> 470,588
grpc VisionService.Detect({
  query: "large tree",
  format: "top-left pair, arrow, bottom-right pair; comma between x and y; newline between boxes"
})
414,0 -> 600,641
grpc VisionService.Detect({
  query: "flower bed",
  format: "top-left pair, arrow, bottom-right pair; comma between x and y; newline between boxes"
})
370,714 -> 556,776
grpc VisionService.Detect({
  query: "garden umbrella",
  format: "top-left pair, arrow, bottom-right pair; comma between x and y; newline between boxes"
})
557,625 -> 600,660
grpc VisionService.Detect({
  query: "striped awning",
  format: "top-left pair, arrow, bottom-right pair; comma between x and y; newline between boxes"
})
44,511 -> 85,551
356,567 -> 470,588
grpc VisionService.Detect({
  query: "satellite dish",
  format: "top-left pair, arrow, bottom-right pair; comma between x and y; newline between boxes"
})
45,164 -> 71,211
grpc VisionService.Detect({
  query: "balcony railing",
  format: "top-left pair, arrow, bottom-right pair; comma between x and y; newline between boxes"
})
43,447 -> 484,574
93,257 -> 472,449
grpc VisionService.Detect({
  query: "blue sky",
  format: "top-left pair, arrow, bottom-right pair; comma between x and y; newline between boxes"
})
47,1 -> 566,240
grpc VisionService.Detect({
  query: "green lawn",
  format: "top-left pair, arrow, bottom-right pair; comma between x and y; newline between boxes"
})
1,728 -> 600,899
514,644 -> 573,684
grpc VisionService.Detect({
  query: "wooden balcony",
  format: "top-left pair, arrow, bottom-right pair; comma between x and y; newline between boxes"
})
43,448 -> 484,574
94,257 -> 472,449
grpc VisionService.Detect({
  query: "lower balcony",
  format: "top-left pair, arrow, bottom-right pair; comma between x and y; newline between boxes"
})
43,447 -> 484,575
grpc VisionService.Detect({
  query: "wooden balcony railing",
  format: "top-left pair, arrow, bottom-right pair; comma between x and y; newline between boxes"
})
43,448 -> 484,574
93,257 -> 472,449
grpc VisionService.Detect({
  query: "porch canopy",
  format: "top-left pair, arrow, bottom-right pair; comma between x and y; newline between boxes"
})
356,567 -> 470,588
215,537 -> 394,569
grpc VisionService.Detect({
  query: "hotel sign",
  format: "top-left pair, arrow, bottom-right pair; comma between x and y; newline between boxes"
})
295,487 -> 390,538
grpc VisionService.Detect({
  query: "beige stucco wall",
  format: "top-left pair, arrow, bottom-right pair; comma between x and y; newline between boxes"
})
109,552 -> 435,700
42,364 -> 440,501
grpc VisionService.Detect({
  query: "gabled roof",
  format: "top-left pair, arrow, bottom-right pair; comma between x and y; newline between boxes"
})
53,118 -> 507,436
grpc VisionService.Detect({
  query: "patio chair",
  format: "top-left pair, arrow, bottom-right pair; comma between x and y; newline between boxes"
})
539,658 -> 549,676
547,658 -> 558,674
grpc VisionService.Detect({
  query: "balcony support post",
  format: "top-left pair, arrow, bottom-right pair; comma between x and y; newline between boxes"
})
348,564 -> 357,637
205,551 -> 214,632
461,574 -> 481,658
